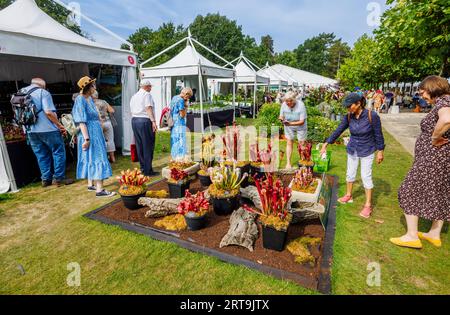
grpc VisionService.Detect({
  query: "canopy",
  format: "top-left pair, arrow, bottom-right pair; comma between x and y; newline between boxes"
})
0,0 -> 137,67
257,63 -> 289,89
271,64 -> 337,86
141,44 -> 234,79
140,31 -> 235,133
215,52 -> 269,84
0,0 -> 138,192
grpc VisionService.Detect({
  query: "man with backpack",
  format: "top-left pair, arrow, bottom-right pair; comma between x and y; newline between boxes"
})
17,78 -> 74,187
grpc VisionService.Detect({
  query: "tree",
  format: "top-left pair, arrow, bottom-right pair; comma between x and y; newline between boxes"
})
295,33 -> 336,75
124,23 -> 186,66
274,50 -> 298,68
337,34 -> 380,90
324,39 -> 351,79
375,0 -> 449,78
0,0 -> 83,35
189,13 -> 247,65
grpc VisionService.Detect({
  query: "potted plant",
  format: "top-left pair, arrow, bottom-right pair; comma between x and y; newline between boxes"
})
289,167 -> 323,203
222,123 -> 251,186
297,141 -> 315,170
198,134 -> 215,187
167,168 -> 193,198
250,141 -> 284,179
244,174 -> 292,251
209,163 -> 248,216
117,169 -> 150,210
178,191 -> 210,231
162,158 -> 199,180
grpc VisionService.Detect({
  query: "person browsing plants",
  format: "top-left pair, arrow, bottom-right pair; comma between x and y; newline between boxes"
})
279,91 -> 308,169
320,93 -> 385,219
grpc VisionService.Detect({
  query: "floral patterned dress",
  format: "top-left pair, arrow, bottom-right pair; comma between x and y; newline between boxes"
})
170,95 -> 187,160
398,95 -> 450,220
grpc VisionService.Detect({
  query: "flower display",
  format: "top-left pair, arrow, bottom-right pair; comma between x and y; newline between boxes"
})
209,163 -> 248,198
250,141 -> 284,172
222,122 -> 241,161
243,174 -> 292,231
177,191 -> 210,217
298,141 -> 313,165
168,168 -> 189,184
1,119 -> 25,142
291,167 -> 318,193
117,168 -> 150,196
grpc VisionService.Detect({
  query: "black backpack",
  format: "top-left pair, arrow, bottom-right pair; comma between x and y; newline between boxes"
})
10,87 -> 42,128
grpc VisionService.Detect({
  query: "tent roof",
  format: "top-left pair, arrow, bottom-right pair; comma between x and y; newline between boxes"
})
141,44 -> 234,79
0,0 -> 137,67
215,60 -> 269,84
257,65 -> 288,87
271,64 -> 337,86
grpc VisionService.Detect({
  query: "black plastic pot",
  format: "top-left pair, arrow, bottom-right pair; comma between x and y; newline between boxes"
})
262,225 -> 289,251
184,213 -> 208,231
121,192 -> 146,210
212,194 -> 240,216
198,174 -> 212,187
168,181 -> 190,199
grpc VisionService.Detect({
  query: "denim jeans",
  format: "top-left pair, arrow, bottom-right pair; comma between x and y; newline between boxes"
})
28,131 -> 66,181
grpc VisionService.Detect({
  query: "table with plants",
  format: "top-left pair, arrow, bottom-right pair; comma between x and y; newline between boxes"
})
86,123 -> 338,293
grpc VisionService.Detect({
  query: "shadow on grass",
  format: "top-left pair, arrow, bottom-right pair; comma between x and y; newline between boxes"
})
352,177 -> 392,207
399,215 -> 449,235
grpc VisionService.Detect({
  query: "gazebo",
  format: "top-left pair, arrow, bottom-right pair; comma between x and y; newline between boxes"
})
214,52 -> 270,118
0,0 -> 138,193
271,64 -> 338,88
140,30 -> 235,133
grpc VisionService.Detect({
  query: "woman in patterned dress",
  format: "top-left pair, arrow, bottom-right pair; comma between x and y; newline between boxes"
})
170,88 -> 193,160
391,76 -> 450,249
72,76 -> 115,198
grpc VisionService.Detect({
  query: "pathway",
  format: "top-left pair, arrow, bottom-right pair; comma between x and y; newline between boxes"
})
380,112 -> 426,156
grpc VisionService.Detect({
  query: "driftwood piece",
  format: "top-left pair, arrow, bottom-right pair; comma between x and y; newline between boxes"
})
220,208 -> 258,252
240,186 -> 262,210
289,202 -> 325,221
138,197 -> 182,218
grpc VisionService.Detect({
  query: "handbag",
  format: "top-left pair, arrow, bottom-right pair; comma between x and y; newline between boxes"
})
130,144 -> 138,162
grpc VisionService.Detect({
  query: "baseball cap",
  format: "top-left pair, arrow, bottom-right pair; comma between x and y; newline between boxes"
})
343,92 -> 364,108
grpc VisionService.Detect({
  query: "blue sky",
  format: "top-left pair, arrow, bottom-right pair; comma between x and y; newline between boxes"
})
71,0 -> 389,52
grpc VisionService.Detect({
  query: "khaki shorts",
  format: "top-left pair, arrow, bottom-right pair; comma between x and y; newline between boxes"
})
284,126 -> 307,141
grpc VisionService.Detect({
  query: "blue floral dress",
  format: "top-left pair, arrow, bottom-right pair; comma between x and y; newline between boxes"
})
170,95 -> 187,159
72,95 -> 112,180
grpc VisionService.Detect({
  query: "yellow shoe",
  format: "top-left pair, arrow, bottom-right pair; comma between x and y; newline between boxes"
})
390,237 -> 423,249
418,232 -> 442,248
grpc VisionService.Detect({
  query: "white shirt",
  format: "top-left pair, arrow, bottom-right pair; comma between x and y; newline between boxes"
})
130,89 -> 155,119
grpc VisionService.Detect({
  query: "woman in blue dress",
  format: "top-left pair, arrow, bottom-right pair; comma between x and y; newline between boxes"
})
72,76 -> 115,198
170,88 -> 193,160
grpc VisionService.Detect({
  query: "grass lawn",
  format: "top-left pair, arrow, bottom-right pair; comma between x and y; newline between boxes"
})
0,120 -> 448,294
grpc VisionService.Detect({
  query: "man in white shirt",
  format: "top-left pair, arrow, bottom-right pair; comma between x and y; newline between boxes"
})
130,80 -> 158,176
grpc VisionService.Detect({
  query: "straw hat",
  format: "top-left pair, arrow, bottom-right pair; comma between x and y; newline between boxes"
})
77,76 -> 96,92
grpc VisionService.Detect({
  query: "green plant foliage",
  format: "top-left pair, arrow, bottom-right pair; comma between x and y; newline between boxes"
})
255,103 -> 283,137
307,116 -> 342,143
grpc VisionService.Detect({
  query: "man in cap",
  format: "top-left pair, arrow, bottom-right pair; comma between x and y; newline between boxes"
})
130,79 -> 158,176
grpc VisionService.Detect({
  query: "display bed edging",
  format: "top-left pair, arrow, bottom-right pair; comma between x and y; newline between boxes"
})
83,176 -> 339,294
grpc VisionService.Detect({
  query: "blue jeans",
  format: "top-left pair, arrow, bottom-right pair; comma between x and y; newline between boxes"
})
28,131 -> 66,181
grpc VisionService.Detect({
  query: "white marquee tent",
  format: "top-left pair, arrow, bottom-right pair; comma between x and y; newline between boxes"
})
271,64 -> 338,87
257,63 -> 289,91
140,31 -> 235,132
213,52 -> 270,118
0,0 -> 138,193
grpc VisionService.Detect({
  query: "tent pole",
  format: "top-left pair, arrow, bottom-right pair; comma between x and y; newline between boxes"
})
140,37 -> 188,68
198,64 -> 205,134
233,71 -> 236,122
253,76 -> 257,119
0,121 -> 19,193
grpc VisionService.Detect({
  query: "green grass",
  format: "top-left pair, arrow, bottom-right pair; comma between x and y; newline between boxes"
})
0,120 -> 448,294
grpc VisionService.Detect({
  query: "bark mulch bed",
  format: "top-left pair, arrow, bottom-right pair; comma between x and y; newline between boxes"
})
84,174 -> 338,294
